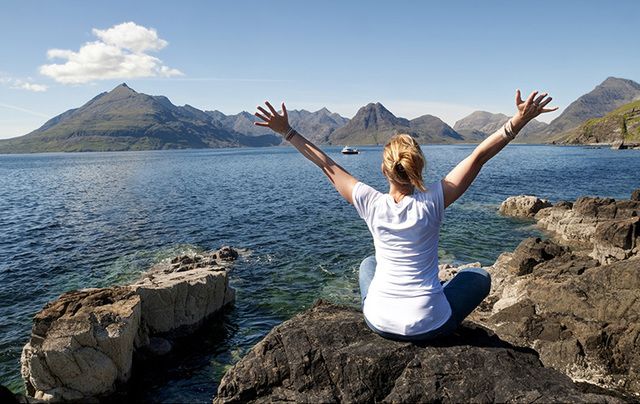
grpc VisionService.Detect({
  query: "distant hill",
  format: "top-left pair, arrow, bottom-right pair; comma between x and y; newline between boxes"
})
529,77 -> 640,142
454,111 -> 548,142
0,84 -> 281,153
328,102 -> 463,145
209,108 -> 349,145
560,99 -> 640,145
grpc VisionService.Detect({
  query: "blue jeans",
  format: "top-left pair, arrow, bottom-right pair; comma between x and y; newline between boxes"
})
358,255 -> 491,341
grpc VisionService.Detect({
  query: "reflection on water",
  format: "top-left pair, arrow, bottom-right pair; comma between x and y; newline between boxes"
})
1,145 -> 639,400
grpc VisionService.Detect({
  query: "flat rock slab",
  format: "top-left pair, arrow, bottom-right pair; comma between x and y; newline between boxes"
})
214,301 -> 620,403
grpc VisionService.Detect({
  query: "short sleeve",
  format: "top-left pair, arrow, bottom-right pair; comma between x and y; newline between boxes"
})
352,182 -> 382,220
417,180 -> 445,226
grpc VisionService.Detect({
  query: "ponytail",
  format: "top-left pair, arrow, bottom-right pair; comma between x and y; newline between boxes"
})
382,134 -> 426,192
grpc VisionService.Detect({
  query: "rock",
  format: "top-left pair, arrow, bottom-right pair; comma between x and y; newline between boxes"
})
508,237 -> 566,276
142,337 -> 172,356
214,301 -> 621,403
21,247 -> 237,402
477,253 -> 640,395
437,262 -> 481,283
591,217 -> 640,264
631,189 -> 640,201
532,195 -> 640,263
611,140 -> 625,150
20,287 -> 141,401
216,246 -> 239,261
499,195 -> 552,218
133,266 -> 234,336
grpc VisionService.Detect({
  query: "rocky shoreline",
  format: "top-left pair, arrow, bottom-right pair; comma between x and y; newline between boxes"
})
215,190 -> 640,403
18,246 -> 237,402
8,190 -> 640,403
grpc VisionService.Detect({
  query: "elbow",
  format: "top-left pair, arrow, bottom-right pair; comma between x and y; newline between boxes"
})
469,150 -> 487,168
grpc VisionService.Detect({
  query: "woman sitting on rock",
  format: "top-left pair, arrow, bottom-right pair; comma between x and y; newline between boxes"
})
254,90 -> 557,341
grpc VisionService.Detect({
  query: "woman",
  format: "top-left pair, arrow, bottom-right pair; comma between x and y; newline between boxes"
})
254,90 -> 557,341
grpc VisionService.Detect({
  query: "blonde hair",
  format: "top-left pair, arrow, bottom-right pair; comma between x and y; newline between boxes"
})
382,134 -> 426,192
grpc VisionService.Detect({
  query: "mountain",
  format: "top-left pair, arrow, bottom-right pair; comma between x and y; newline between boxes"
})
0,84 -> 280,153
531,77 -> 640,141
208,108 -> 349,145
560,99 -> 640,145
453,111 -> 548,142
328,102 -> 463,145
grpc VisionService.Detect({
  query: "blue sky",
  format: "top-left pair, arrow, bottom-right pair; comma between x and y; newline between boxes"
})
1,0 -> 638,139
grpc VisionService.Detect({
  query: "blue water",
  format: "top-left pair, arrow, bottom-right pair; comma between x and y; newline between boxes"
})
1,145 -> 638,401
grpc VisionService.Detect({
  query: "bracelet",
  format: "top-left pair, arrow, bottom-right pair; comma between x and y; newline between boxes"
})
284,127 -> 298,142
501,119 -> 517,141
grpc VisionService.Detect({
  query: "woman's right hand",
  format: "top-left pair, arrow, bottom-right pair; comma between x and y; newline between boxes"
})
254,101 -> 290,135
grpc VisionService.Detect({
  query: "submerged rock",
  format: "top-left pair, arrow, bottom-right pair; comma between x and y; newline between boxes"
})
21,247 -> 237,402
499,195 -> 551,218
214,301 -> 620,403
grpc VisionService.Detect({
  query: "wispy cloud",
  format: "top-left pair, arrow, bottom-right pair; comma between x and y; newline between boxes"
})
39,21 -> 183,84
0,76 -> 48,92
0,102 -> 50,118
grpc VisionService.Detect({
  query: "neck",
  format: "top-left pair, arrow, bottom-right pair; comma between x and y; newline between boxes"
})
388,182 -> 413,203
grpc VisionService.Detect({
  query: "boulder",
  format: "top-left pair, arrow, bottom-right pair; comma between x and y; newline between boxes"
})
21,247 -> 237,402
508,237 -> 566,276
532,194 -> 640,260
20,287 -> 141,401
476,252 -> 640,395
631,189 -> 640,201
499,195 -> 551,218
591,217 -> 640,264
133,265 -> 235,337
214,301 -> 621,403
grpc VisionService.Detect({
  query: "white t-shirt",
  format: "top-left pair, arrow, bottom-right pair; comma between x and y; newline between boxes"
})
352,180 -> 452,335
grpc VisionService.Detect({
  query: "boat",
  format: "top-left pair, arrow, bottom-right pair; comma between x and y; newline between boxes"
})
341,146 -> 359,154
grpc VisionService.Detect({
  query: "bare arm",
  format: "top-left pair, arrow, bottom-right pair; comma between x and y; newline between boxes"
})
442,90 -> 558,208
254,101 -> 358,204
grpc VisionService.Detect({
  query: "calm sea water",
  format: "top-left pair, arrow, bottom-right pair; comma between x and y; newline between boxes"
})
1,145 -> 638,401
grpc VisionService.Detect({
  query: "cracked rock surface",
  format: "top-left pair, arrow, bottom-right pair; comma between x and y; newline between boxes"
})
214,301 -> 621,403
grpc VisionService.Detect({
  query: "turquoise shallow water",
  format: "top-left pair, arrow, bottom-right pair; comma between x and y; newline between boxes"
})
1,145 -> 639,401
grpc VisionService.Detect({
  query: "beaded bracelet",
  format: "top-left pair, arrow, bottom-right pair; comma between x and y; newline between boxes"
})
284,127 -> 298,142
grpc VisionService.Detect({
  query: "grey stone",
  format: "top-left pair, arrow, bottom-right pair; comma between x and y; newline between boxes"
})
214,301 -> 621,403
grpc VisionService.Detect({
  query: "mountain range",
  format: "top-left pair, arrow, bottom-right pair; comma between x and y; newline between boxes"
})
1,76 -> 639,153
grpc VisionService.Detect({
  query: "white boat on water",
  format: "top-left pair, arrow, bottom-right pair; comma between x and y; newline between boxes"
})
341,146 -> 359,154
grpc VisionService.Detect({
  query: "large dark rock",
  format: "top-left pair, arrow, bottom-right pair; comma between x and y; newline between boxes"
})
631,189 -> 640,201
479,250 -> 640,396
214,301 -> 620,403
508,237 -> 566,276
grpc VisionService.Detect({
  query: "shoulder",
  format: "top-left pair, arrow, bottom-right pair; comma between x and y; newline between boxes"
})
414,181 -> 443,202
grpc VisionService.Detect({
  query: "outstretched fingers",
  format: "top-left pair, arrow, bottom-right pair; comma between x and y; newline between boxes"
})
255,111 -> 270,122
525,90 -> 538,108
265,101 -> 279,116
515,89 -> 524,105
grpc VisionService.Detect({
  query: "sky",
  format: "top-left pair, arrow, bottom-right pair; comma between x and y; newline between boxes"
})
0,0 -> 639,139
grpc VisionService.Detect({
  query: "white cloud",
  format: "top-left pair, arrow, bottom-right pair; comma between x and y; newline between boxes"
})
39,22 -> 182,84
0,76 -> 48,92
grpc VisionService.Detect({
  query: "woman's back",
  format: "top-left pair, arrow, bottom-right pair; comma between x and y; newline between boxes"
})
352,180 -> 452,336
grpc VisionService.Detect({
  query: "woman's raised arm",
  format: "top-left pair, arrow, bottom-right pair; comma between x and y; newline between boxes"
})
254,101 -> 358,204
442,89 -> 558,208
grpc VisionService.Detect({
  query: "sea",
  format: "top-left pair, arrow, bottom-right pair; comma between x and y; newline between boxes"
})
1,145 -> 638,402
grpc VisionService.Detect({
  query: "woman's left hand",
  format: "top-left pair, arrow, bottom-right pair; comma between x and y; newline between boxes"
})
515,89 -> 558,122
254,101 -> 290,135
